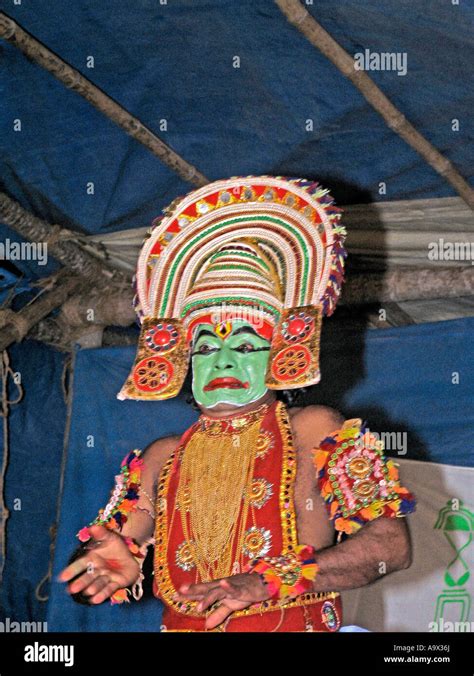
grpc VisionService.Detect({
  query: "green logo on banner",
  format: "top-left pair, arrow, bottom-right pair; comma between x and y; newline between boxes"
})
433,500 -> 473,624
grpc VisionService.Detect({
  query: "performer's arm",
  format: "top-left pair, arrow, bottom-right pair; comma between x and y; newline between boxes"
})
299,406 -> 413,590
59,435 -> 178,604
311,515 -> 411,591
310,413 -> 415,571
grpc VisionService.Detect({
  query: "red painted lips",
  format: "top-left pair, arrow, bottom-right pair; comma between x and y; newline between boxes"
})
203,377 -> 250,391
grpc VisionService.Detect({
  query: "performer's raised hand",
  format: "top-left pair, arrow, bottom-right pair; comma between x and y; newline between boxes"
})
58,524 -> 140,605
174,573 -> 270,629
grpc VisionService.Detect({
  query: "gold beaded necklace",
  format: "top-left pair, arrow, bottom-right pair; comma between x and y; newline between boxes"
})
176,405 -> 268,581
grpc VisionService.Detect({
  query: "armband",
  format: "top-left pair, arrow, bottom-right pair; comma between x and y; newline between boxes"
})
244,544 -> 319,600
77,449 -> 144,540
314,419 -> 416,535
76,449 -> 150,604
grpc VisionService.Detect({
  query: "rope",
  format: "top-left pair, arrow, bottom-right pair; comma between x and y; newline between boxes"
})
0,350 -> 24,584
35,350 -> 75,602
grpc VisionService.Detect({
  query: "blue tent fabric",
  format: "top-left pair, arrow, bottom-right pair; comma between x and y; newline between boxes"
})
0,340 -> 67,623
1,0 -> 473,260
315,316 -> 474,467
45,316 -> 474,631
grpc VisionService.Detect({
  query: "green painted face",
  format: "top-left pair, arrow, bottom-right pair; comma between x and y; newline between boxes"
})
191,320 -> 270,408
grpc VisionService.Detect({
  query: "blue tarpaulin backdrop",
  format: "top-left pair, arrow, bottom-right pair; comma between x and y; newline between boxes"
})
0,341 -> 67,623
1,0 -> 473,628
1,0 -> 473,287
42,316 -> 473,631
46,348 -> 198,632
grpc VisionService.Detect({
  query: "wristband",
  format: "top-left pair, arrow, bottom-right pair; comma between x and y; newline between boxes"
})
110,535 -> 155,605
245,544 -> 319,600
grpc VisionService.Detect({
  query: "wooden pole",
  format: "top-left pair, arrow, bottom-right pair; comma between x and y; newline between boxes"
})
0,192 -> 130,287
275,0 -> 474,210
0,272 -> 86,351
28,286 -> 136,349
25,264 -> 474,348
0,13 -> 209,188
342,266 -> 474,305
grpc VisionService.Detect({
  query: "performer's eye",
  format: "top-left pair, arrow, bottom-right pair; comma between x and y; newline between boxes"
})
233,342 -> 256,354
193,343 -> 219,356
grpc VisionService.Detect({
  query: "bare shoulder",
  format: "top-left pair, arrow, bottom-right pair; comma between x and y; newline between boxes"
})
132,434 -> 181,495
289,404 -> 345,431
288,404 -> 345,452
142,433 -> 181,466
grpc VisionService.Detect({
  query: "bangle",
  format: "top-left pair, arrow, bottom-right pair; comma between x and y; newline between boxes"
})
110,536 -> 155,605
245,544 -> 319,600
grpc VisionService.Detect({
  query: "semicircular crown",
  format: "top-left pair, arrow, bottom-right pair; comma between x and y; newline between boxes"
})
133,176 -> 346,324
118,176 -> 347,401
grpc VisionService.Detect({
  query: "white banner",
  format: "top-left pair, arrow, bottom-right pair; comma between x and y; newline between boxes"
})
342,459 -> 474,632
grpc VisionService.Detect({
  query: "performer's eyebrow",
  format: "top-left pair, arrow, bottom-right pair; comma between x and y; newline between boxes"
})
194,329 -> 216,342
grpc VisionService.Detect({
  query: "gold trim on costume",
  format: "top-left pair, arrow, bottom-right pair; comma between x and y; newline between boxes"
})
275,402 -> 299,554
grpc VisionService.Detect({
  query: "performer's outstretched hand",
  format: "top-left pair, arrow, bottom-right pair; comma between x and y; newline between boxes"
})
58,525 -> 140,605
174,573 -> 270,629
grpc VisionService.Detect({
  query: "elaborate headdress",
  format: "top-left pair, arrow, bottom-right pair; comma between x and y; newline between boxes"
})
118,176 -> 346,401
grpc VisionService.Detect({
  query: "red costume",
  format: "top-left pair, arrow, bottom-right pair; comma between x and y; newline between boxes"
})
154,401 -> 342,632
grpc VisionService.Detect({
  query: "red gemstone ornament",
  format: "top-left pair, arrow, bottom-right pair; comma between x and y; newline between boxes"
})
154,329 -> 172,344
145,323 -> 179,353
288,317 -> 306,335
281,313 -> 315,344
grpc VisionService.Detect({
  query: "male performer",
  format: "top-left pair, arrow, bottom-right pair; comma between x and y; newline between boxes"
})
60,176 -> 416,632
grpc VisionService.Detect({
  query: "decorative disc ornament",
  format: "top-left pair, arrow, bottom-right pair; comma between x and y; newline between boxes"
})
175,541 -> 195,572
132,356 -> 173,393
242,526 -> 272,559
144,323 -> 180,353
255,431 -> 274,459
120,317 -> 189,400
266,305 -> 323,389
117,176 -> 346,401
246,478 -> 274,509
346,456 -> 372,480
281,312 -> 315,344
271,346 -> 312,382
353,478 -> 379,501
